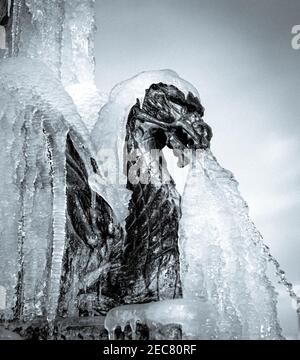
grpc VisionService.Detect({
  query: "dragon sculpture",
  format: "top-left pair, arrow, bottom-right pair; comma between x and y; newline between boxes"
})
0,0 -> 212,340
55,82 -> 212,339
1,0 -> 288,342
0,0 -> 212,320
120,83 -> 212,304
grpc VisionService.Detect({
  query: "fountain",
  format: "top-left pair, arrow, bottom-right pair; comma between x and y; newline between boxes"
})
0,0 -> 299,340
101,75 -> 299,340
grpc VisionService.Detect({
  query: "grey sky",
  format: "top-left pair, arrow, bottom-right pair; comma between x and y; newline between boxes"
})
94,0 -> 300,338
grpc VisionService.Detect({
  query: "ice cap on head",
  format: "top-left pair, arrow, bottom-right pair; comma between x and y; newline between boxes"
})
93,69 -> 204,167
92,69 -> 204,220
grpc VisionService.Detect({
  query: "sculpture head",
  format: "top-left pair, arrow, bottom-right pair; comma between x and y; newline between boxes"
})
127,82 -> 212,167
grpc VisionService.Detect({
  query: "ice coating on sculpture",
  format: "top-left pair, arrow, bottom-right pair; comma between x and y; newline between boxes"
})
66,82 -> 107,132
10,0 -> 64,71
1,0 -> 297,340
179,150 -> 283,339
0,0 -> 119,327
103,146 -> 283,339
101,73 -> 285,340
61,0 -> 106,130
0,58 -> 107,319
92,69 -> 200,221
105,299 -> 217,340
0,57 -> 74,321
9,0 -> 95,85
5,0 -> 103,130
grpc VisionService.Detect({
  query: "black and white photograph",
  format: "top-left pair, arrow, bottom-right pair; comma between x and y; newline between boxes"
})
0,0 -> 299,347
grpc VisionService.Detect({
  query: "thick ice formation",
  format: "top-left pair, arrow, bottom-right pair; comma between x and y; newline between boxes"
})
0,0 -> 116,324
0,1 -> 294,340
104,149 -> 284,340
66,83 -> 107,132
61,0 -> 106,130
0,57 -> 98,322
92,70 -> 200,221
10,0 -> 64,73
179,150 -> 283,339
96,70 -> 286,339
0,26 -> 5,49
105,299 -> 217,340
10,0 -> 94,85
6,0 -> 103,130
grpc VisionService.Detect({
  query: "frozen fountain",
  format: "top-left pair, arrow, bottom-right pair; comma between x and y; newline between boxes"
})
101,75 -> 299,340
179,150 -> 282,339
0,0 -> 299,340
0,0 -> 115,331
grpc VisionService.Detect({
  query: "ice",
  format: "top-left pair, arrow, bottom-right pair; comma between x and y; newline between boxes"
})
0,0 -> 107,322
104,142 -> 285,338
0,286 -> 6,311
179,150 -> 283,339
66,82 -> 107,132
92,69 -> 200,221
98,70 -> 290,339
61,0 -> 107,130
105,299 -> 217,340
60,0 -> 96,87
0,57 -> 99,321
9,0 -> 102,130
10,0 -> 65,73
0,26 -> 5,49
0,326 -> 23,340
0,0 -> 116,323
1,0 -> 296,340
10,0 -> 95,85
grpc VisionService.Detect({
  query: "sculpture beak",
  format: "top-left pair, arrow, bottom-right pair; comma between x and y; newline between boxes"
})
136,108 -> 212,168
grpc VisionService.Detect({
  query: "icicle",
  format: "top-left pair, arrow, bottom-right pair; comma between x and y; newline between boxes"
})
0,26 -> 5,49
108,329 -> 116,340
178,149 -> 293,339
130,321 -> 136,340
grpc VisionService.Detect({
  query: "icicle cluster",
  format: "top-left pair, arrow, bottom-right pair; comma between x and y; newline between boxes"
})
9,0 -> 104,130
0,55 -> 98,322
179,150 -> 283,339
105,299 -> 217,340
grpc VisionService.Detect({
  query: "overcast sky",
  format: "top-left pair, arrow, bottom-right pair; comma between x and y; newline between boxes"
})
94,0 -> 300,338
